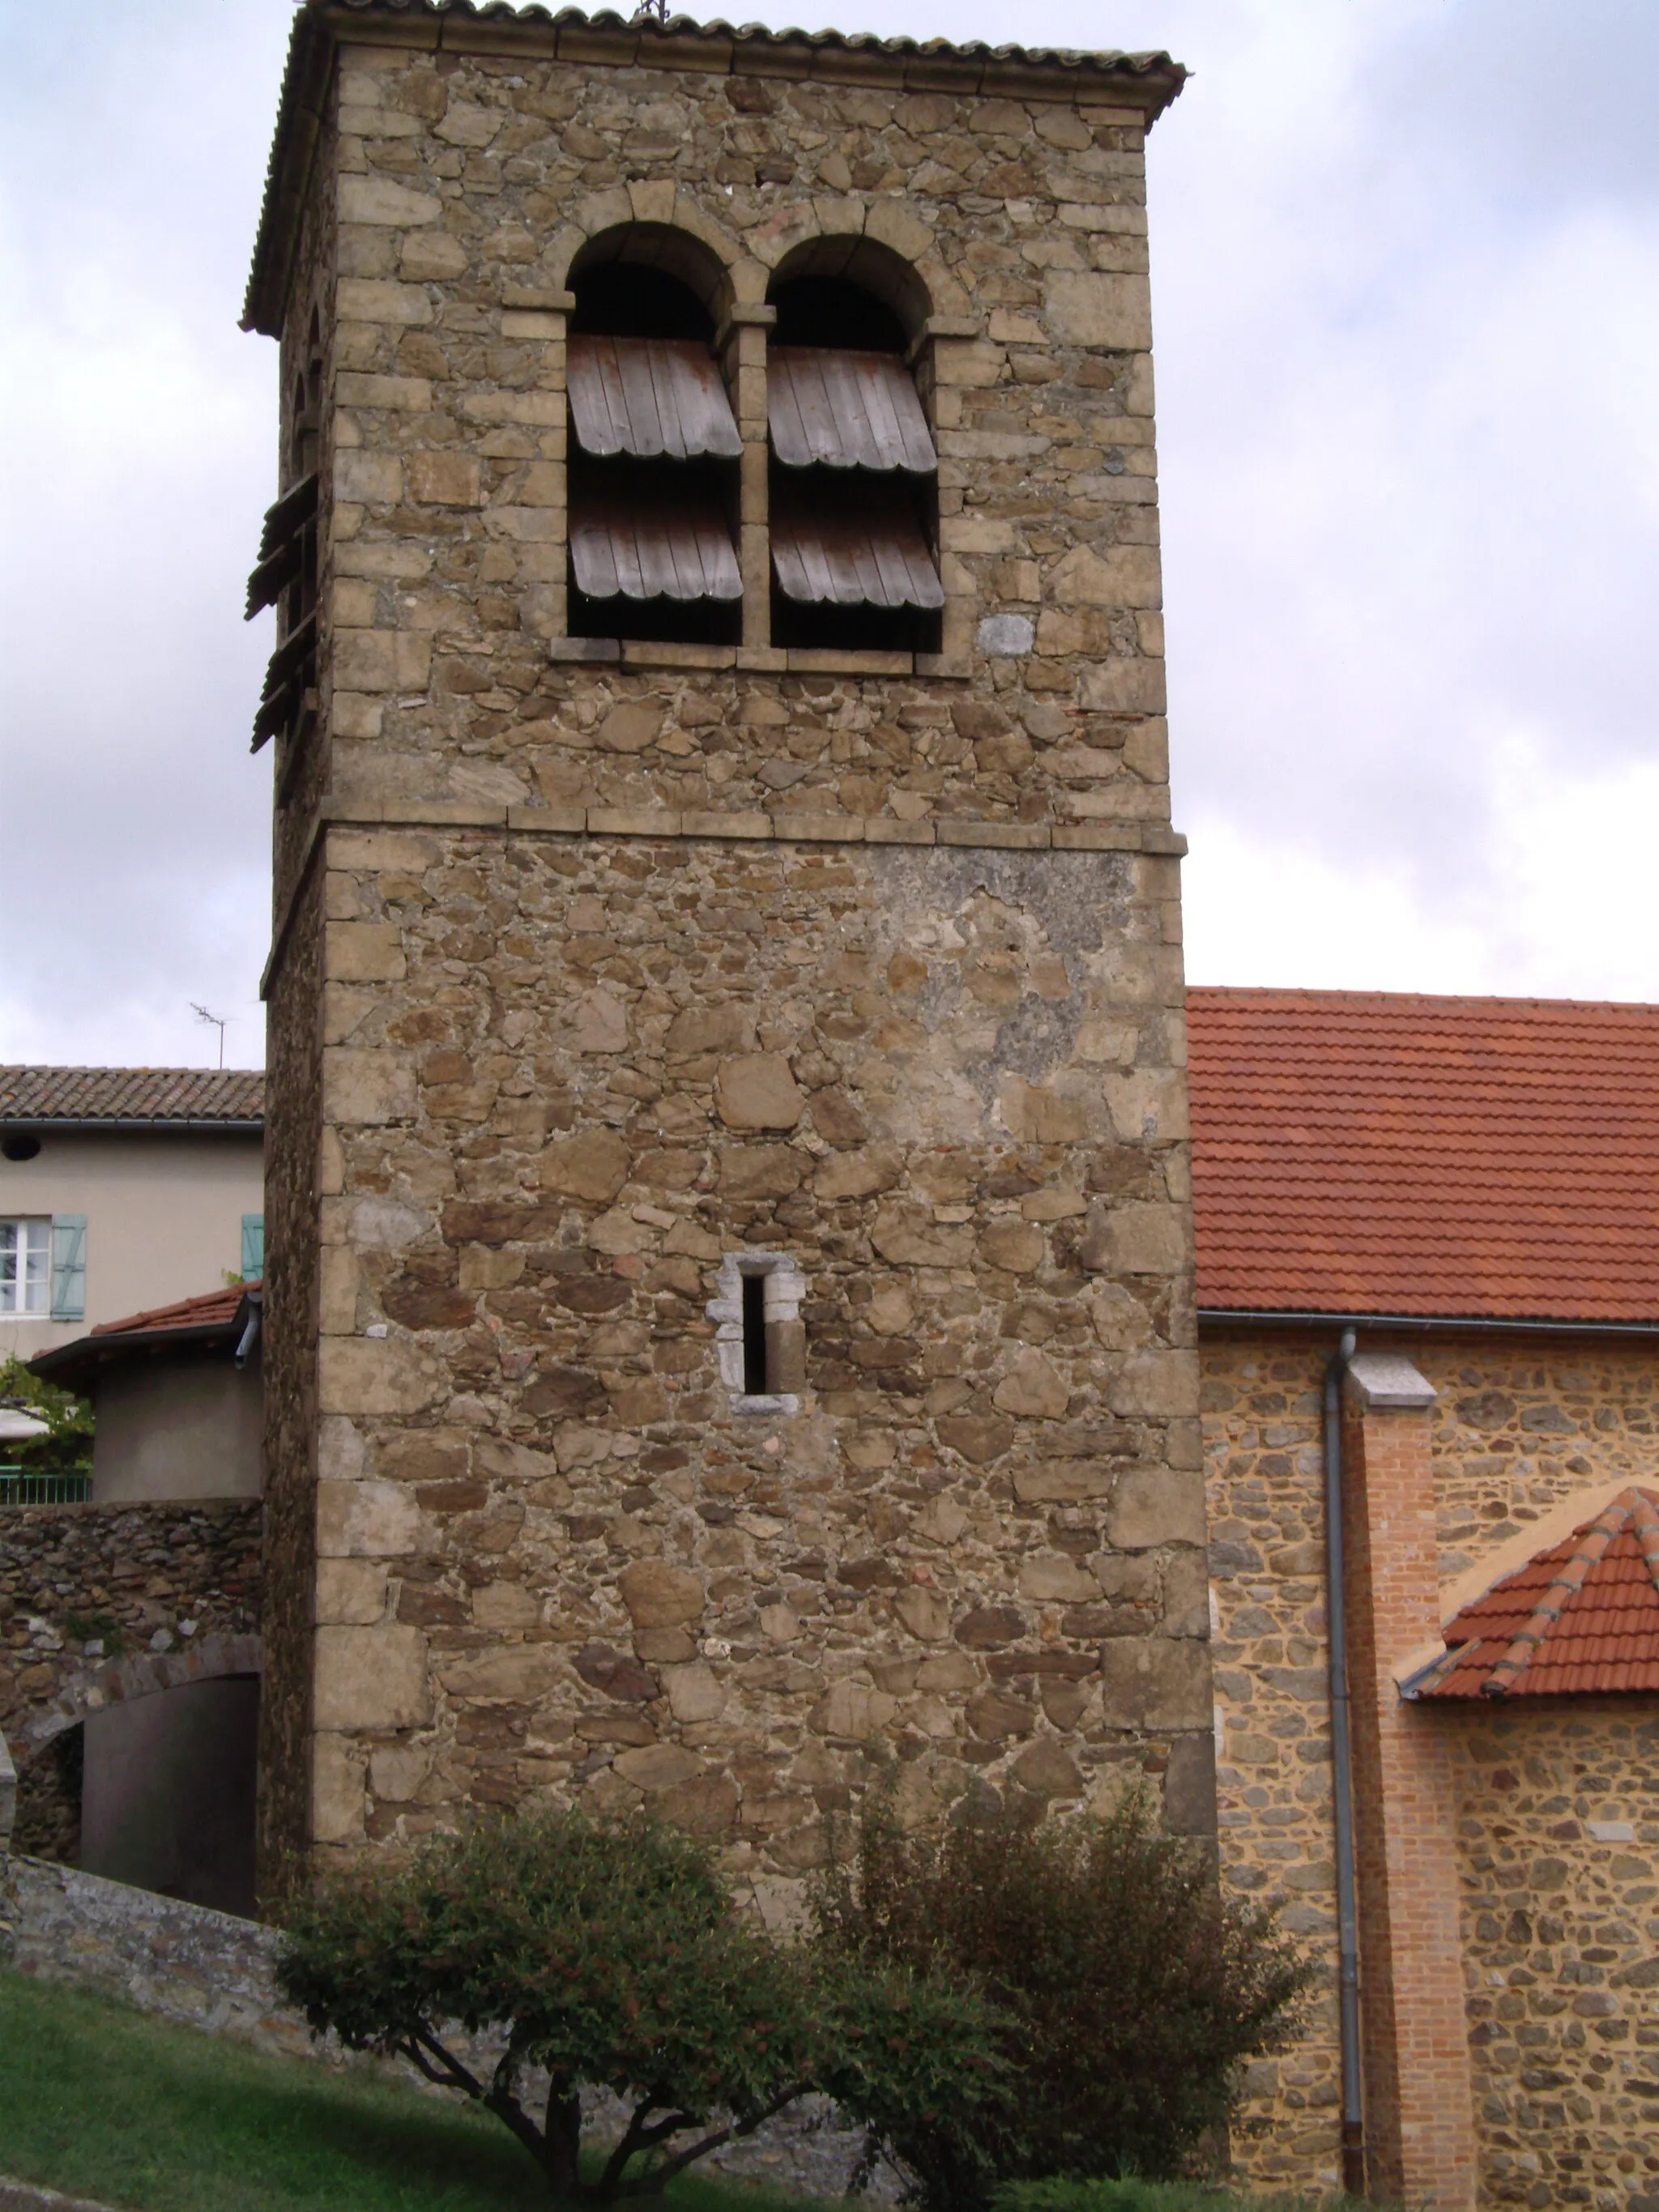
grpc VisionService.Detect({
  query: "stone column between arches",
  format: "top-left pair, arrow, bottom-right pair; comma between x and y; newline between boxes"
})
1341,1351 -> 1478,2210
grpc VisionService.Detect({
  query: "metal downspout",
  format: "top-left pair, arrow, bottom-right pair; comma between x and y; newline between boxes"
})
1324,1327 -> 1365,2195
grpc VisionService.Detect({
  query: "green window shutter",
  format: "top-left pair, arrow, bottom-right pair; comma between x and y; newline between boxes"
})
50,1215 -> 87,1322
241,1214 -> 265,1280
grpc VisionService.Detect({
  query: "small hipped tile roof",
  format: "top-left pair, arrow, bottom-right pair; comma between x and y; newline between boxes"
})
0,1068 -> 265,1127
1188,989 -> 1659,1325
1410,1488 -> 1659,1699
31,1282 -> 262,1388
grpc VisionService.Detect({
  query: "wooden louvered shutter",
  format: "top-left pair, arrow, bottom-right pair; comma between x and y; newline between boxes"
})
241,1214 -> 265,1281
49,1215 -> 87,1322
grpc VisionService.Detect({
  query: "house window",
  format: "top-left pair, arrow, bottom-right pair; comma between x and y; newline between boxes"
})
706,1253 -> 807,1414
0,1219 -> 50,1315
241,1214 -> 264,1281
566,236 -> 743,647
766,266 -> 943,654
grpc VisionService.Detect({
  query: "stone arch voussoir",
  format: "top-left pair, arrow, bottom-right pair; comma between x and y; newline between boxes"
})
546,190 -> 749,322
19,1631 -> 264,1757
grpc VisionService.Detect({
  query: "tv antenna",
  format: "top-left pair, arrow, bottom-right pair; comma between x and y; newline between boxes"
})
191,1003 -> 229,1069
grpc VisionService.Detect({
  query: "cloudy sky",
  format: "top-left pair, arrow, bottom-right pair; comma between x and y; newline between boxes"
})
2,0 -> 1656,1072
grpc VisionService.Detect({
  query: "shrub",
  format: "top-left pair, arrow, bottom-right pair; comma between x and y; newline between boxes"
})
812,1792 -> 1313,2206
277,1807 -> 1009,2205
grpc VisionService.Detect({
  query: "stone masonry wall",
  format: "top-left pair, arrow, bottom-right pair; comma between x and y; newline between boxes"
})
1202,1326 -> 1659,2201
271,37 -> 1173,861
304,823 -> 1206,1879
254,15 -> 1206,1882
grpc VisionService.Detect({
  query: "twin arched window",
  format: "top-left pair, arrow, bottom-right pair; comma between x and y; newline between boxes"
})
565,227 -> 943,654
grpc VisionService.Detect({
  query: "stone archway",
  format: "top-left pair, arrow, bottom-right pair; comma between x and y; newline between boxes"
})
11,1633 -> 264,1907
16,1630 -> 263,1758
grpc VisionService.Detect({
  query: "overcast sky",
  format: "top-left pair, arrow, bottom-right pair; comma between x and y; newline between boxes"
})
2,0 -> 1656,1072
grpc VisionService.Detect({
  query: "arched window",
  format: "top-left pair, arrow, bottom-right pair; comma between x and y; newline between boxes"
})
566,226 -> 743,646
766,244 -> 943,654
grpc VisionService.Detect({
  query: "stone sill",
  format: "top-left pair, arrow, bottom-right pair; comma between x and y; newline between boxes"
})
315,795 -> 1186,857
548,640 -> 970,681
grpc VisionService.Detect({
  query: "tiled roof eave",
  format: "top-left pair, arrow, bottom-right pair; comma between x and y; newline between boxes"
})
0,1115 -> 264,1133
1197,1305 -> 1659,1337
243,2 -> 1187,337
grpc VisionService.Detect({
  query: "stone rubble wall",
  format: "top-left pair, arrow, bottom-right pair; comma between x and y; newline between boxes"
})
1448,1702 -> 1659,2207
261,869 -> 327,1890
0,1851 -> 891,2200
303,826 -> 1208,1875
1202,1326 -> 1659,2204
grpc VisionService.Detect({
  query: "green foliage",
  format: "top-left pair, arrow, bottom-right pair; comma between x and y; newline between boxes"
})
812,1793 -> 1315,2206
0,1354 -> 93,1473
277,1807 -> 1007,2205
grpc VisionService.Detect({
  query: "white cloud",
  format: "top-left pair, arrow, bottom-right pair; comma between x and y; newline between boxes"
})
0,0 -> 1655,1063
1185,730 -> 1659,1002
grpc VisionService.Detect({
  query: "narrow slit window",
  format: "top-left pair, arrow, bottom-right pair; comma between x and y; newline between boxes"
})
741,1271 -> 768,1394
708,1254 -> 808,1414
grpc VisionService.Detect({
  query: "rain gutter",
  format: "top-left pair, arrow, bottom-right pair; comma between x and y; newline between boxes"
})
1322,1327 -> 1365,2197
1200,1307 -> 1659,1340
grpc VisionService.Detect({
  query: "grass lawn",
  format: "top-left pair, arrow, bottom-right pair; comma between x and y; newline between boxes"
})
0,1968 -> 841,2212
0,1970 -> 1350,2212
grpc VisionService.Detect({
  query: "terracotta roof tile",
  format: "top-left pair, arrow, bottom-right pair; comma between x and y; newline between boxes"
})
1188,989 -> 1659,1323
1414,1490 -> 1659,1698
90,1282 -> 258,1340
0,1068 -> 265,1126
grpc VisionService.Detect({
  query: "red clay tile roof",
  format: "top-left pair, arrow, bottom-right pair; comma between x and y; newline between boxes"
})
91,1282 -> 258,1340
0,1068 -> 264,1126
1413,1489 -> 1659,1698
1188,989 -> 1659,1325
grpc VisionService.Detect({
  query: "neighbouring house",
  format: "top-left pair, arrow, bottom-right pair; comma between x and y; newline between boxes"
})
0,1068 -> 266,1364
1192,989 -> 1659,2212
7,1283 -> 267,1915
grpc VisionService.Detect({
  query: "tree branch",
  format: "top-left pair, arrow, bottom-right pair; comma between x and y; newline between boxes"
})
598,2097 -> 663,2195
624,2084 -> 810,2195
403,2024 -> 553,2181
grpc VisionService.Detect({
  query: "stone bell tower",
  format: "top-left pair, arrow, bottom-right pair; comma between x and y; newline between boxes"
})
245,0 -> 1203,1897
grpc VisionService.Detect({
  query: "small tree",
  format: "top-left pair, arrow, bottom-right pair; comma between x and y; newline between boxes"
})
0,1356 -> 92,1477
278,1808 -> 1008,2204
812,1792 -> 1313,2205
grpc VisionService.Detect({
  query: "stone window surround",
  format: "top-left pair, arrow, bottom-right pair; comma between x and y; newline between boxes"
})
706,1251 -> 807,1417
